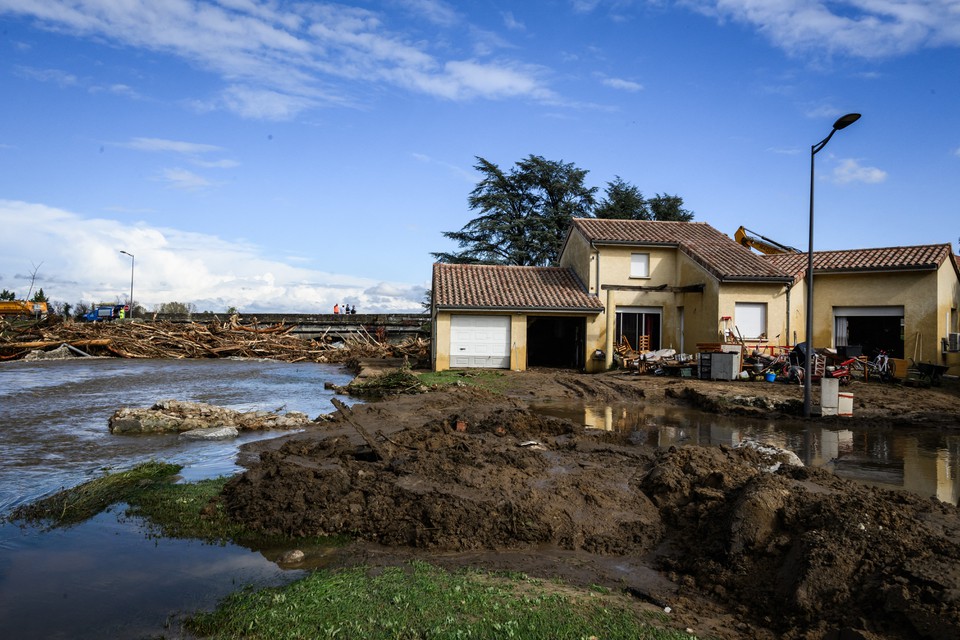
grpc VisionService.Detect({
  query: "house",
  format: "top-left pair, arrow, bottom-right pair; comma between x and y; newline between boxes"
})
431,218 -> 960,375
764,244 -> 960,369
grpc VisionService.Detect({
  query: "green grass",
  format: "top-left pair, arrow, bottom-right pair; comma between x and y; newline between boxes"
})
416,369 -> 508,394
8,461 -> 183,527
187,561 -> 695,640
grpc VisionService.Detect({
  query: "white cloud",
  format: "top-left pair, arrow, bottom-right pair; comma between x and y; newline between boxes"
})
681,0 -> 960,58
831,158 -> 888,184
0,1 -> 554,117
502,11 -> 525,30
124,138 -> 224,155
602,77 -> 644,92
0,200 -> 424,313
157,168 -> 218,191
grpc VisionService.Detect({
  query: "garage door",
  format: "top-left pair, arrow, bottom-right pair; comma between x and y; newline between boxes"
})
450,315 -> 511,368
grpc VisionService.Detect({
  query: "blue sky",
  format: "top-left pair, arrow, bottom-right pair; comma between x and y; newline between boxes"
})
1,1 -> 958,314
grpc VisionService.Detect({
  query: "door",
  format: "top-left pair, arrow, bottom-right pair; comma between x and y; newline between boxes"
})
450,315 -> 511,368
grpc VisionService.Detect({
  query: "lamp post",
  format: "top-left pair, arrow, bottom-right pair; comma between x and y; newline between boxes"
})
804,113 -> 860,418
120,250 -> 134,319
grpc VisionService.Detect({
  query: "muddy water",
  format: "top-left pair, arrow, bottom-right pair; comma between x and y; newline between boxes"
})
533,400 -> 960,505
0,357 -> 354,640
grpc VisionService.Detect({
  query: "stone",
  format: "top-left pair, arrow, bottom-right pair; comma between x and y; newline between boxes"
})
179,427 -> 240,441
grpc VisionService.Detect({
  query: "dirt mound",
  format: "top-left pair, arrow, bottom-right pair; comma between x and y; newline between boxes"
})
223,370 -> 960,640
642,446 -> 960,640
223,410 -> 662,554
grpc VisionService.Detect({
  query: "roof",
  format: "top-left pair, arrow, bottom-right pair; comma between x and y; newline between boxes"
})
432,263 -> 603,312
567,218 -> 792,283
762,244 -> 956,280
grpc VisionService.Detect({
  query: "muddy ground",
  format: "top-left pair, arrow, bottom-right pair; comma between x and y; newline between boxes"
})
223,369 -> 960,639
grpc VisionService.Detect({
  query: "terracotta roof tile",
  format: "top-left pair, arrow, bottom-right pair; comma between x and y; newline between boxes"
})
763,244 -> 953,278
569,218 -> 791,282
433,263 -> 603,311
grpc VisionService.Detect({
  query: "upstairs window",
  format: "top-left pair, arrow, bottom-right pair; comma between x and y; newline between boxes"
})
630,253 -> 650,278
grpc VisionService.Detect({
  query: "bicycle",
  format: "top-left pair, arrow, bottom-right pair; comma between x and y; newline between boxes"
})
865,350 -> 894,382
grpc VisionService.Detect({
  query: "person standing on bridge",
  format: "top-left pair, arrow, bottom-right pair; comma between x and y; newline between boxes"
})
333,303 -> 340,315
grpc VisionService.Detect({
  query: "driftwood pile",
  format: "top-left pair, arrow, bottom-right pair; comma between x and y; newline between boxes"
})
0,316 -> 429,364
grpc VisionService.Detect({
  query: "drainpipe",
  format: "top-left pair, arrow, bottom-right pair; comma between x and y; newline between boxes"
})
785,286 -> 791,348
605,288 -> 616,370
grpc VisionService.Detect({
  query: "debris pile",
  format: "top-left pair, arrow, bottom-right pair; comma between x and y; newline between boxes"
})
0,316 -> 429,364
109,399 -> 314,435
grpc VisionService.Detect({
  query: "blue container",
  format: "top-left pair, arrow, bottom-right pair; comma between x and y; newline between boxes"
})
765,372 -> 776,382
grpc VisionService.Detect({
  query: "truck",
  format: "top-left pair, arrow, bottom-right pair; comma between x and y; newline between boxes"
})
81,304 -> 128,322
0,300 -> 49,318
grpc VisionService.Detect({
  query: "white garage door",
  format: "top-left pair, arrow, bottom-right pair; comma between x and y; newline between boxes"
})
450,315 -> 511,368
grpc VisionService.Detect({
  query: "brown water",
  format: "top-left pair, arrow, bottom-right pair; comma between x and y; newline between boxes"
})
532,400 -> 960,505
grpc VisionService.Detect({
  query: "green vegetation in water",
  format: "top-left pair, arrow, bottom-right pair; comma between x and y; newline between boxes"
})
8,461 -> 182,527
416,369 -> 508,393
187,560 -> 693,640
348,368 -> 427,395
126,475 -> 348,547
9,462 -> 345,548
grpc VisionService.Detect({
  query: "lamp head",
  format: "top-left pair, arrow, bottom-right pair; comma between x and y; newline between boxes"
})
832,113 -> 861,131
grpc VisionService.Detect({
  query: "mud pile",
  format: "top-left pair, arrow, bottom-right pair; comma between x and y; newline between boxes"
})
222,382 -> 960,640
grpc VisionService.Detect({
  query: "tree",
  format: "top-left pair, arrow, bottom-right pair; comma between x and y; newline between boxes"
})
647,193 -> 694,222
156,301 -> 196,315
594,176 -> 649,220
595,179 -> 695,222
0,289 -> 15,301
434,155 -> 597,267
31,288 -> 48,302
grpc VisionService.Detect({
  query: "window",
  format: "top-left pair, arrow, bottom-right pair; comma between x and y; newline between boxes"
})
630,253 -> 649,278
615,307 -> 662,351
734,302 -> 766,340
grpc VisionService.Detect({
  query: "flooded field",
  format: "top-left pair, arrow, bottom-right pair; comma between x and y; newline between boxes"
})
1,358 -> 957,638
0,357 -> 353,640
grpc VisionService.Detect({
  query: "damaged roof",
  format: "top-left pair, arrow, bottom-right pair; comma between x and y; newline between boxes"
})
763,244 -> 958,279
568,218 -> 792,283
432,263 -> 603,312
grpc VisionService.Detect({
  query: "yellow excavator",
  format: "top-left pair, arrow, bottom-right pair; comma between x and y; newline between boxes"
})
734,226 -> 800,255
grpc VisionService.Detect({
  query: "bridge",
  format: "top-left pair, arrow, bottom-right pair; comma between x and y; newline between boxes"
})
150,312 -> 430,342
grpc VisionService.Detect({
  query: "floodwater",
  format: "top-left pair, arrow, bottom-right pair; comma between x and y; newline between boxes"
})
533,399 -> 960,505
1,359 -> 958,638
0,357 -> 355,640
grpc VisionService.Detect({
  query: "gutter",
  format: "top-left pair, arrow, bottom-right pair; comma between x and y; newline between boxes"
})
436,305 -> 603,314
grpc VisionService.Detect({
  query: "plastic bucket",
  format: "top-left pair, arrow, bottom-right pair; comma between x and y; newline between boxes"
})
764,372 -> 776,382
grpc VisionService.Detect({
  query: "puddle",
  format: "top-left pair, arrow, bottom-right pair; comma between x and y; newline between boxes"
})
533,399 -> 960,505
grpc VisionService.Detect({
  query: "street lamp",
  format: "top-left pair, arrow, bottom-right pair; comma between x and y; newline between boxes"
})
804,113 -> 860,418
120,250 -> 135,319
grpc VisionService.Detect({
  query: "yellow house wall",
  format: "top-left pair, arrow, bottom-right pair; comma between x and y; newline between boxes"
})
797,269 -> 943,364
559,231 -> 594,292
433,310 -> 451,371
937,261 -> 960,374
717,282 -> 791,347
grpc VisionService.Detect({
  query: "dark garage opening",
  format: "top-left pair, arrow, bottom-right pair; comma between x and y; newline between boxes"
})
840,316 -> 904,359
527,316 -> 585,369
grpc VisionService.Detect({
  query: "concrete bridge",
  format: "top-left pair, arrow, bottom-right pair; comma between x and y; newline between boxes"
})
150,312 -> 429,342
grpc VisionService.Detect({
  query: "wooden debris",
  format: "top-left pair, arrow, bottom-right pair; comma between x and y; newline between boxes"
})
0,318 -> 429,364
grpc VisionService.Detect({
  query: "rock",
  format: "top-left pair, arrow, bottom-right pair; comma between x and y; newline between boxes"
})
279,549 -> 305,563
179,427 -> 240,441
108,399 -> 314,435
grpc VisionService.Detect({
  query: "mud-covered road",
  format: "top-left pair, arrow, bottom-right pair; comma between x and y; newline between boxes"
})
223,369 -> 960,640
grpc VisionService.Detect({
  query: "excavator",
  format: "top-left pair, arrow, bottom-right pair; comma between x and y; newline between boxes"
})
734,226 -> 801,255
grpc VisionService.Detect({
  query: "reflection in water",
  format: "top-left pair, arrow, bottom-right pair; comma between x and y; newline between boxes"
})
533,400 -> 960,505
